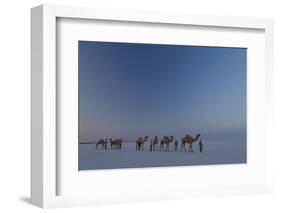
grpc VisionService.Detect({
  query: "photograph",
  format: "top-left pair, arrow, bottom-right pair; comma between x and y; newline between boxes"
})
78,41 -> 247,170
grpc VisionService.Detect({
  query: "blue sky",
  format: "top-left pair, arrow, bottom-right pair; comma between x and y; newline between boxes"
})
79,41 -> 246,142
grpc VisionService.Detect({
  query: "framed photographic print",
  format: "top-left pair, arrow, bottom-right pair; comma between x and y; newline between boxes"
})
78,41 -> 247,170
31,4 -> 274,208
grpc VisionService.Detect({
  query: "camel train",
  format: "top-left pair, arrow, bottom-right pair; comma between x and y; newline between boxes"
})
135,134 -> 201,152
95,134 -> 201,152
95,138 -> 123,150
135,136 -> 173,151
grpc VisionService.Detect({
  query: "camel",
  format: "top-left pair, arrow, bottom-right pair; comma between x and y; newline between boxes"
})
159,136 -> 173,152
110,138 -> 123,149
136,136 -> 149,150
114,139 -> 122,149
181,134 -> 201,152
96,139 -> 107,149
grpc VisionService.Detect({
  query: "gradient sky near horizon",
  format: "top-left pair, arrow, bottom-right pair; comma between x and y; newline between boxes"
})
79,41 -> 246,142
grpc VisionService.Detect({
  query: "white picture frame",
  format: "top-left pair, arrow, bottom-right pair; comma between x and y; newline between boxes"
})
31,4 -> 274,208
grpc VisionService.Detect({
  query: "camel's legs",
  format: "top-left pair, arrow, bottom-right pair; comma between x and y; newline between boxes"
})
181,143 -> 185,152
136,143 -> 141,150
189,144 -> 193,152
154,143 -> 158,151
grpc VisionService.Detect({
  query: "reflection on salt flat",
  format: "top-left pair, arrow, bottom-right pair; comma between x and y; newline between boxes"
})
79,140 -> 246,170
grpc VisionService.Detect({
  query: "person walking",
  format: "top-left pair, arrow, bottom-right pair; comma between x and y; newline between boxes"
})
174,139 -> 179,151
153,136 -> 158,151
199,139 -> 203,152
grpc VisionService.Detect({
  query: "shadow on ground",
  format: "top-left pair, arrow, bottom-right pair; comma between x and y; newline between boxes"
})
18,196 -> 31,205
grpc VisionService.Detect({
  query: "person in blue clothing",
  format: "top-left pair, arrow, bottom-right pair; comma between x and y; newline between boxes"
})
174,139 -> 179,152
